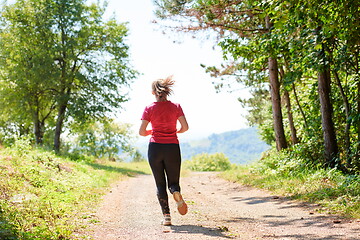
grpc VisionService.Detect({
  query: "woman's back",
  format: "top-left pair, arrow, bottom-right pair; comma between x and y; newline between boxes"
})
142,101 -> 184,144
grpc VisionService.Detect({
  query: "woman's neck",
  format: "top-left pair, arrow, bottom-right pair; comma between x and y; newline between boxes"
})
156,97 -> 168,102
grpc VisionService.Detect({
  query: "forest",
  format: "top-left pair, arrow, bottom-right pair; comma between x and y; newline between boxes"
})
153,0 -> 360,173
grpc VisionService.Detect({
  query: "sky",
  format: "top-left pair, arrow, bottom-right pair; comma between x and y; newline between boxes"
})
104,0 -> 250,141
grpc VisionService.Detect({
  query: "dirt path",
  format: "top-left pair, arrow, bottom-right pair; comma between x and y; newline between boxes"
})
89,172 -> 359,239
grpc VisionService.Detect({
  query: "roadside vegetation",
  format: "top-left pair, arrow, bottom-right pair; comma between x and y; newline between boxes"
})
183,150 -> 360,219
183,153 -> 232,172
0,139 -> 151,240
221,153 -> 360,219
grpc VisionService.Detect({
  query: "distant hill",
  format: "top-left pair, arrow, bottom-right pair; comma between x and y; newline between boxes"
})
137,127 -> 269,165
180,127 -> 269,164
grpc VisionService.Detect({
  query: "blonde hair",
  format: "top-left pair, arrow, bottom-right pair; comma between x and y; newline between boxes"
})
152,75 -> 175,99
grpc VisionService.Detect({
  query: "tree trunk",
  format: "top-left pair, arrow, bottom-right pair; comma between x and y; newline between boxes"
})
54,102 -> 67,152
283,58 -> 309,133
357,80 -> 360,169
317,68 -> 339,168
315,25 -> 340,169
333,70 -> 351,168
292,83 -> 309,130
269,58 -> 288,150
54,88 -> 70,152
284,90 -> 299,145
33,108 -> 43,145
279,67 -> 299,145
266,16 -> 288,151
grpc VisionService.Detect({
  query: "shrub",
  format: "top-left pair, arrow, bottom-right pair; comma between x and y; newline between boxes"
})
184,153 -> 231,171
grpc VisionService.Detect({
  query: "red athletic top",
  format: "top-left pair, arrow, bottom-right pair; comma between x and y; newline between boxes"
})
141,101 -> 184,144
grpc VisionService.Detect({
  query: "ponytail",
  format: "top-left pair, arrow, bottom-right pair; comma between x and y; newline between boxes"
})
152,75 -> 175,99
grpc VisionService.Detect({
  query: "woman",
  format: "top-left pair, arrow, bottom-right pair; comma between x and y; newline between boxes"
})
139,76 -> 189,226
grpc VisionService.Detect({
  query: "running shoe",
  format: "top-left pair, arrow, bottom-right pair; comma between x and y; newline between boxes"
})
162,214 -> 172,226
173,191 -> 188,215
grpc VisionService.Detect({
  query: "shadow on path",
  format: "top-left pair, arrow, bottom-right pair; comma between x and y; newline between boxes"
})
85,162 -> 149,177
261,233 -> 360,240
224,215 -> 359,240
170,224 -> 232,239
223,193 -> 359,239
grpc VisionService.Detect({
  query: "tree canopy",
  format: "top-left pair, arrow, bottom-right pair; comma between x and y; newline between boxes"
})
153,0 -> 360,173
0,0 -> 137,154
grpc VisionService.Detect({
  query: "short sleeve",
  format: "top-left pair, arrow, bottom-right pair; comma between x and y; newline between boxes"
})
177,104 -> 185,118
141,106 -> 151,121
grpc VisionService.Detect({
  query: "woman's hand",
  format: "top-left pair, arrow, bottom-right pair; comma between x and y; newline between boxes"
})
144,130 -> 152,136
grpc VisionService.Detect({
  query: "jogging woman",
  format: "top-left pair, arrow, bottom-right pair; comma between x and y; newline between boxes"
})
139,76 -> 189,226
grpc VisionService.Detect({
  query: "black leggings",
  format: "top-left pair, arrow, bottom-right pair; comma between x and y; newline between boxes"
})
148,142 -> 182,215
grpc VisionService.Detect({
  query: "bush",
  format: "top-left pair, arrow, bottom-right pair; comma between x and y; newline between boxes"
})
184,153 -> 231,171
254,143 -> 322,177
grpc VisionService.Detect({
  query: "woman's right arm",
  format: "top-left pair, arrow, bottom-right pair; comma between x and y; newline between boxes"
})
177,116 -> 189,133
139,120 -> 152,136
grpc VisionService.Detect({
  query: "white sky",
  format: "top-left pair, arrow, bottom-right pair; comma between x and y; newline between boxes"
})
105,0 -> 249,140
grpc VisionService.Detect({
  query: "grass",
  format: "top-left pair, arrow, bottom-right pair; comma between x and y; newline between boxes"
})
220,159 -> 360,219
0,139 -> 151,240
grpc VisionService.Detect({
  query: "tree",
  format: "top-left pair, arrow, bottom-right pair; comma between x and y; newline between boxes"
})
265,15 -> 288,150
69,118 -> 135,160
315,27 -> 339,168
273,0 -> 358,170
280,70 -> 299,145
0,0 -> 58,144
154,0 -> 288,150
0,0 -> 137,151
51,0 -> 137,152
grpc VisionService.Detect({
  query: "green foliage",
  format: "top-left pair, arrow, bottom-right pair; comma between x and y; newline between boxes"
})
0,140 -> 150,239
184,152 -> 232,171
153,0 -> 360,173
67,117 -> 136,161
0,0 -> 137,149
11,137 -> 33,156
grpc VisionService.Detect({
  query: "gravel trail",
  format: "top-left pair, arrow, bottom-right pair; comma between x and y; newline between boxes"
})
90,172 -> 359,239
